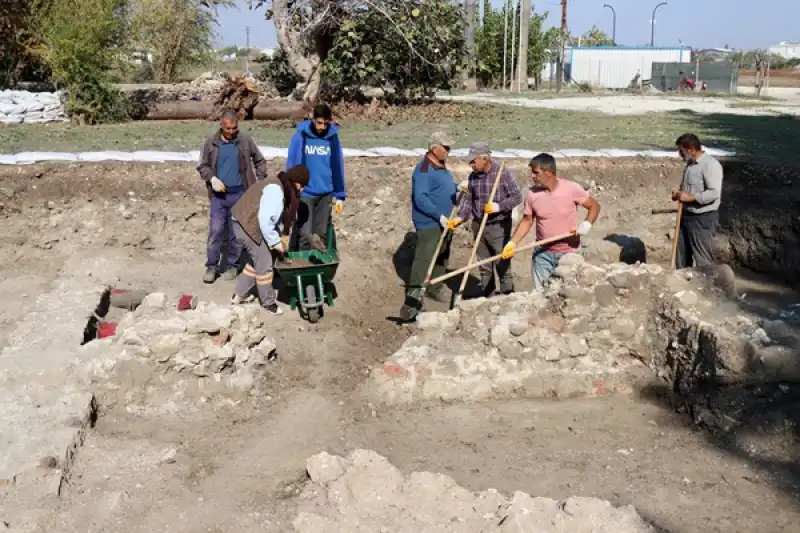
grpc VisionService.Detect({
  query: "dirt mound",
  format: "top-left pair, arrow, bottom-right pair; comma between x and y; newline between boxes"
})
295,449 -> 655,533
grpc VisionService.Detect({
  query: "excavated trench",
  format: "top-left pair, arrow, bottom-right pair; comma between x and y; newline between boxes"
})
1,158 -> 799,532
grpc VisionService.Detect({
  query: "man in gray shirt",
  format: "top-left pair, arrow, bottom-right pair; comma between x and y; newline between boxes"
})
672,132 -> 724,269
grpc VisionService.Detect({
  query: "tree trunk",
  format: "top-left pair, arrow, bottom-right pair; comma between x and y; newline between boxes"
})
271,0 -> 334,105
4,56 -> 26,89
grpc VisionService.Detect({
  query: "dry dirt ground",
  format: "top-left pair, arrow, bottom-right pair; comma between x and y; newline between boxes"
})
0,158 -> 799,533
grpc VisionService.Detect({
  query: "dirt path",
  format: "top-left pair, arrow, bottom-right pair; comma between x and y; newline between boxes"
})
1,158 -> 799,533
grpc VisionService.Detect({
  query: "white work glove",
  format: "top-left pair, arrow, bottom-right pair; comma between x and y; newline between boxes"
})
483,202 -> 500,214
210,176 -> 226,193
439,215 -> 449,229
458,180 -> 469,193
577,221 -> 592,236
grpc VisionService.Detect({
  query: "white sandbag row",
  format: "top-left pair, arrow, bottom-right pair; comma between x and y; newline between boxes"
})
0,90 -> 68,125
0,145 -> 736,165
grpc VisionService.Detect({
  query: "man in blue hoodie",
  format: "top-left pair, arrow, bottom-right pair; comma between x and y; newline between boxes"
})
286,103 -> 346,252
398,132 -> 459,322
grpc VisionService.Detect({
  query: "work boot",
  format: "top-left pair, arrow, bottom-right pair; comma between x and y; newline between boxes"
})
398,304 -> 419,323
231,293 -> 256,305
308,234 -> 327,253
203,268 -> 217,284
398,288 -> 422,322
221,267 -> 238,281
264,303 -> 284,316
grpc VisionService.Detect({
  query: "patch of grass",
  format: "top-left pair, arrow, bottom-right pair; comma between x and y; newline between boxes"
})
3,103 -> 800,164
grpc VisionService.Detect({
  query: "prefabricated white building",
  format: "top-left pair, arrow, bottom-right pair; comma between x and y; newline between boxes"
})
565,47 -> 692,89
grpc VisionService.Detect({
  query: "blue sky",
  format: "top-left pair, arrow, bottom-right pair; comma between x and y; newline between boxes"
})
215,0 -> 797,51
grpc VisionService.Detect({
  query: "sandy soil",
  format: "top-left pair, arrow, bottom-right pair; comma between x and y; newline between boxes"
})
1,158 -> 798,533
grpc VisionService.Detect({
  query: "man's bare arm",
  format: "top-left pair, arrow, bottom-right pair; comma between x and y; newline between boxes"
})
583,196 -> 601,224
510,215 -> 534,245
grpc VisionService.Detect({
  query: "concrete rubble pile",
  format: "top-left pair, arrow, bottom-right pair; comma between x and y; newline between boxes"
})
78,293 -> 278,396
0,90 -> 67,125
365,253 -> 799,409
293,449 -> 655,533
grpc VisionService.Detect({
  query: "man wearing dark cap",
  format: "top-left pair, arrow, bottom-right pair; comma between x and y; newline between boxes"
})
399,131 -> 460,322
448,141 -> 522,297
230,165 -> 310,315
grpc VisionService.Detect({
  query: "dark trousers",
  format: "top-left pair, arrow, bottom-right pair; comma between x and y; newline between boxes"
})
206,190 -> 244,270
293,194 -> 332,250
472,217 -> 514,296
405,227 -> 452,308
676,210 -> 718,269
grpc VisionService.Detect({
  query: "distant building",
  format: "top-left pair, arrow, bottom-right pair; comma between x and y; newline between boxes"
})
769,41 -> 800,59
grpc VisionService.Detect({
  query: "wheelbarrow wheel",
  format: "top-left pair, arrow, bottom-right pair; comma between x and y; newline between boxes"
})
306,285 -> 320,323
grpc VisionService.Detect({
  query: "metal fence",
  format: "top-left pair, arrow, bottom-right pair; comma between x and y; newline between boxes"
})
651,62 -> 740,93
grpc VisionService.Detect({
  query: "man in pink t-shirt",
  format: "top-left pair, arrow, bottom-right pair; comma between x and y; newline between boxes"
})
501,153 -> 601,290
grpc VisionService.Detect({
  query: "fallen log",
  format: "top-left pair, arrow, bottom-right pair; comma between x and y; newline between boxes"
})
142,100 -> 310,121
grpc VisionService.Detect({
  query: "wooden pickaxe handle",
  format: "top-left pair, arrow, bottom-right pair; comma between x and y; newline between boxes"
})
428,230 -> 577,287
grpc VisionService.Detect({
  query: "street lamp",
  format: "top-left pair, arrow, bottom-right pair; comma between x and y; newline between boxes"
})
603,4 -> 616,45
650,2 -> 667,47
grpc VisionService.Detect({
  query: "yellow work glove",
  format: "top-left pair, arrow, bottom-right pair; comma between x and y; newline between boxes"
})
447,217 -> 463,230
280,235 -> 289,249
501,241 -> 516,259
334,199 -> 344,216
483,202 -> 499,214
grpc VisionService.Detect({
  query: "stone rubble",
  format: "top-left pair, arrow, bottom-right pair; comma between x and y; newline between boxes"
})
293,449 -> 655,533
76,293 -> 278,396
365,254 -> 800,407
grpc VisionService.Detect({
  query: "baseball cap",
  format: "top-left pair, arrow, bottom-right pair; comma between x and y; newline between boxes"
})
428,132 -> 453,150
465,141 -> 491,162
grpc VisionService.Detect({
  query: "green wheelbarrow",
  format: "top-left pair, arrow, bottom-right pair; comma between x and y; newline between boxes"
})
273,224 -> 339,323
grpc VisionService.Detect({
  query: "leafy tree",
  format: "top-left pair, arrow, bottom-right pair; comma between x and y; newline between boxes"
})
321,1 -> 466,101
32,0 -> 131,123
130,0 -> 222,83
250,1 -> 464,104
0,0 -> 47,88
575,25 -> 614,47
258,47 -> 303,97
474,1 -> 557,89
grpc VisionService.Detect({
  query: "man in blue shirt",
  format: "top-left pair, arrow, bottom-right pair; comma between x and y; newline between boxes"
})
399,132 -> 459,322
196,111 -> 267,284
286,103 -> 346,252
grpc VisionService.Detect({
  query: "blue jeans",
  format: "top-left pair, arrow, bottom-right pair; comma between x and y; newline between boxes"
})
531,248 -> 572,290
206,189 -> 244,270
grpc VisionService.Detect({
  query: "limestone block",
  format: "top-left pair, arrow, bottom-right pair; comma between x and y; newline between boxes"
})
306,451 -> 347,486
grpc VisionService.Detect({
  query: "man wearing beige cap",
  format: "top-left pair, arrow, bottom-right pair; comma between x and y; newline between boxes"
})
398,132 -> 460,322
448,141 -> 522,297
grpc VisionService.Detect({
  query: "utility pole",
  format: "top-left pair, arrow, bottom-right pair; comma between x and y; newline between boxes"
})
245,26 -> 251,75
517,0 -> 530,92
464,0 -> 478,91
556,0 -> 567,92
502,0 -> 509,90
